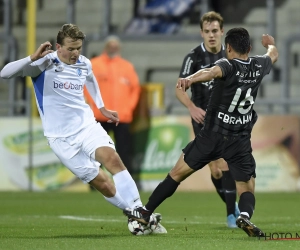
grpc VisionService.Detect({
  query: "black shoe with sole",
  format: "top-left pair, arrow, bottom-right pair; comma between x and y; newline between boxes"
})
123,207 -> 151,225
236,215 -> 265,237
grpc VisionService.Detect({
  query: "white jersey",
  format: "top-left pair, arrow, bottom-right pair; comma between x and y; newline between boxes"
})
0,52 -> 104,137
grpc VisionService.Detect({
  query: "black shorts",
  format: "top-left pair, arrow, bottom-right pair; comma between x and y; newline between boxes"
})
191,119 -> 203,136
182,129 -> 256,182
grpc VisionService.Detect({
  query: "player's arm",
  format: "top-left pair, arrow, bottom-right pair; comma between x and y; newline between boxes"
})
0,42 -> 53,79
176,66 -> 223,91
85,73 -> 105,109
175,84 -> 206,124
188,65 -> 222,83
261,34 -> 278,64
1,56 -> 45,79
99,107 -> 119,126
175,80 -> 193,108
175,80 -> 206,124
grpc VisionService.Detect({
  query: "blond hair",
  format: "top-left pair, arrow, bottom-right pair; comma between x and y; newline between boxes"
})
56,24 -> 85,45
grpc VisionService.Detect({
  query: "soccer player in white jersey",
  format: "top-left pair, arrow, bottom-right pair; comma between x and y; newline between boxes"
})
0,24 -> 166,234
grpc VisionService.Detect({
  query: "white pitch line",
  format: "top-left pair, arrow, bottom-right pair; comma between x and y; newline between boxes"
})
59,215 -> 225,225
59,215 -> 123,222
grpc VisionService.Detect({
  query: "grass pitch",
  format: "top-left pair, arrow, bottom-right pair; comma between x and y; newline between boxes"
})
1,191 -> 299,250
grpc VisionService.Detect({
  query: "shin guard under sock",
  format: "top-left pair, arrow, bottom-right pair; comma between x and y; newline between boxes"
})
145,174 -> 179,213
211,175 -> 226,203
222,171 -> 237,216
239,191 -> 255,219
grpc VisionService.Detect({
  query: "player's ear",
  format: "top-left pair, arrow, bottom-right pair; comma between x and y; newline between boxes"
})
226,44 -> 231,52
247,45 -> 252,54
56,43 -> 61,51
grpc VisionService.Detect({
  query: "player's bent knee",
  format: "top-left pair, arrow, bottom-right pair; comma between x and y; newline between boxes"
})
169,161 -> 195,182
235,180 -> 254,196
95,148 -> 126,172
209,163 -> 222,179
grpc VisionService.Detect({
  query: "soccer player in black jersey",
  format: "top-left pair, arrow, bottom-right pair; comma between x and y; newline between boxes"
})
124,28 -> 278,237
176,11 -> 239,228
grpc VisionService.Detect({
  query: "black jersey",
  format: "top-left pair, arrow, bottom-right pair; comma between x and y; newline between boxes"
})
179,42 -> 225,109
203,55 -> 273,136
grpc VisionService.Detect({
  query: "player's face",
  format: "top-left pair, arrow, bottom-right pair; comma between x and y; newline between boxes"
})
200,21 -> 224,53
56,37 -> 83,64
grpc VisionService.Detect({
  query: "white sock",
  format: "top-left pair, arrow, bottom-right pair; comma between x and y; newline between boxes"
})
104,190 -> 129,210
113,170 -> 143,209
241,212 -> 250,218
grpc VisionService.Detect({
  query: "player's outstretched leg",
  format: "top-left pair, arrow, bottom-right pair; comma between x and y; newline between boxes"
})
236,215 -> 264,237
113,170 -> 168,234
125,172 -> 180,223
236,190 -> 263,237
125,158 -> 188,232
124,208 -> 167,234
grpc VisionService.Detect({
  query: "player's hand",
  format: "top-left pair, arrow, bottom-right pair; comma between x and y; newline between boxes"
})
188,105 -> 206,124
261,34 -> 275,48
30,41 -> 54,61
100,107 -> 119,126
176,78 -> 192,91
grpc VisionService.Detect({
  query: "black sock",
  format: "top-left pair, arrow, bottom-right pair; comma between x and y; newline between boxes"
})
211,175 -> 226,203
239,191 -> 255,219
145,174 -> 179,213
222,171 -> 237,216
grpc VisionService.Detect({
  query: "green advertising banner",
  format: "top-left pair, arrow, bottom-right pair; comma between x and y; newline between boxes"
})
0,116 -> 299,192
131,116 -> 194,191
131,115 -> 300,192
0,118 -> 88,192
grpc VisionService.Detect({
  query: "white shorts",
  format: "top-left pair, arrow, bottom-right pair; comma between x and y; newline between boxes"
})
47,122 -> 115,183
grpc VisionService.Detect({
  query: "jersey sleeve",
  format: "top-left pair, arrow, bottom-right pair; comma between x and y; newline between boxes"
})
179,50 -> 197,77
214,58 -> 232,78
85,59 -> 104,109
257,55 -> 272,77
0,55 -> 50,79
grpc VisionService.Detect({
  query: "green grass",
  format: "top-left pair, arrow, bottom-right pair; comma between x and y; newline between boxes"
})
0,191 -> 300,250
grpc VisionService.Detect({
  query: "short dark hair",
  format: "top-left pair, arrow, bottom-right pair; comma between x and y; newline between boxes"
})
225,27 -> 251,54
200,11 -> 224,30
56,24 -> 85,45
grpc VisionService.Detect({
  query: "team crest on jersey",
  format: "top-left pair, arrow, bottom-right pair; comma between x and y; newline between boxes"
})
76,68 -> 82,76
52,58 -> 64,72
55,65 -> 64,72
